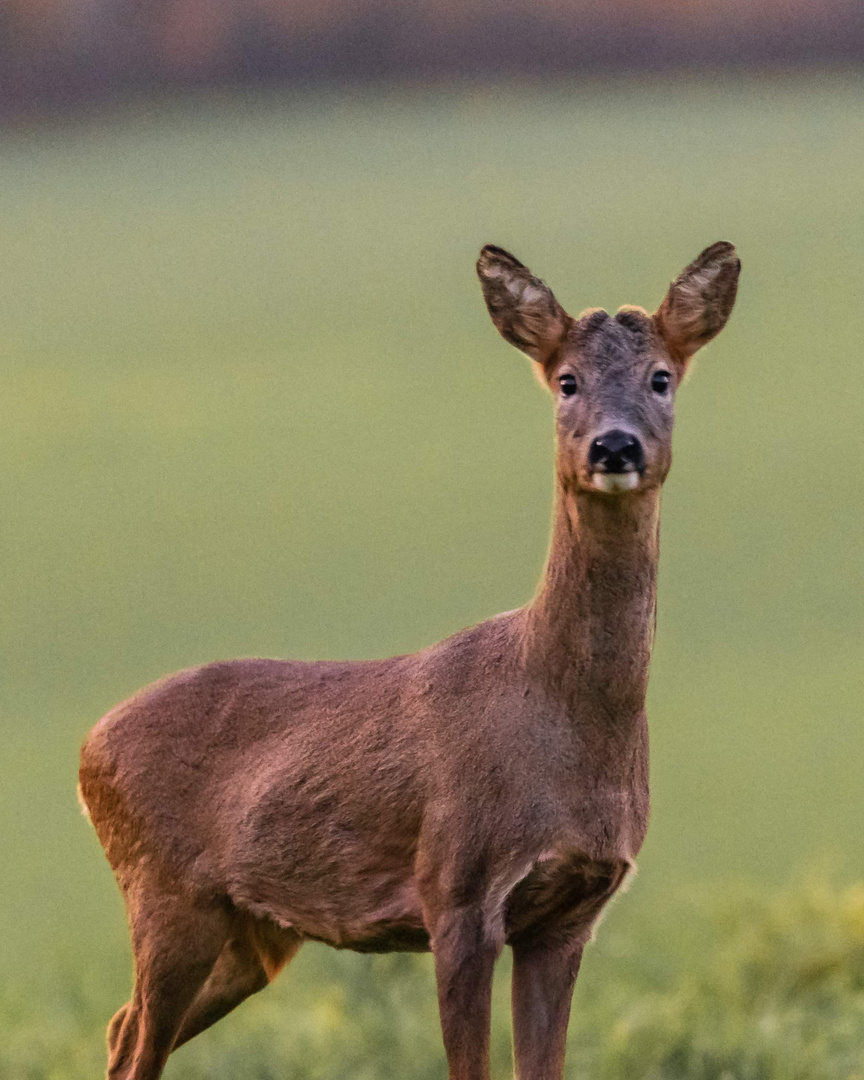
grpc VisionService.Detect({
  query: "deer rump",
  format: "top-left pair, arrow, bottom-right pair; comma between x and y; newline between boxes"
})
80,624 -> 637,957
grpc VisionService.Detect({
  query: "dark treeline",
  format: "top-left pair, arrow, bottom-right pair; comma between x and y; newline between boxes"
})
2,0 -> 863,116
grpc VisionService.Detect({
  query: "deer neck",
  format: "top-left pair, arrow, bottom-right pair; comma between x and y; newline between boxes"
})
522,483 -> 660,719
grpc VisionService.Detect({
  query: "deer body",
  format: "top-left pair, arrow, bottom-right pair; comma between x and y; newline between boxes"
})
79,242 -> 739,1080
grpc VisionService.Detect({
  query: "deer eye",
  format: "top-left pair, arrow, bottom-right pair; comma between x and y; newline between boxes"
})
651,370 -> 671,394
558,373 -> 578,397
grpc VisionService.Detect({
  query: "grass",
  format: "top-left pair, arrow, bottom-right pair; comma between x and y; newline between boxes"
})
4,883 -> 864,1078
0,73 -> 863,1075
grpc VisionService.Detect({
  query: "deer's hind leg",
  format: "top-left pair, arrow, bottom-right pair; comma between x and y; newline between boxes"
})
171,916 -> 302,1051
106,882 -> 231,1080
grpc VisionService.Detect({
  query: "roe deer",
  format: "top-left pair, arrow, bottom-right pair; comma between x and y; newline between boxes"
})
79,241 -> 740,1080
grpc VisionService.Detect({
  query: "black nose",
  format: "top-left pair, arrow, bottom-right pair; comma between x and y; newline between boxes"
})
588,429 -> 645,473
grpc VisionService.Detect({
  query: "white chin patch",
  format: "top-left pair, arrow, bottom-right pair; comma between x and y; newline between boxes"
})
591,471 -> 640,494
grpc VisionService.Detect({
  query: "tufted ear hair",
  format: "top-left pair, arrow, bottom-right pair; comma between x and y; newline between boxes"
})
476,245 -> 570,365
653,242 -> 740,370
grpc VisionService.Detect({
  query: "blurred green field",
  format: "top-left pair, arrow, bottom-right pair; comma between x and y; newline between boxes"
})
1,74 -> 863,1076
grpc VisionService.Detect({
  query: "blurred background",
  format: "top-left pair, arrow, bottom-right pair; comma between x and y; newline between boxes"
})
2,2 -> 864,1078
3,0 -> 864,116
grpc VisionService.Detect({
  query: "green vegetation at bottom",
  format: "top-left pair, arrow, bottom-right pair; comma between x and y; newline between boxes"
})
4,881 -> 864,1080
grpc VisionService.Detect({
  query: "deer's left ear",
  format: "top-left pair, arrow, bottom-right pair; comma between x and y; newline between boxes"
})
477,245 -> 570,365
653,242 -> 740,370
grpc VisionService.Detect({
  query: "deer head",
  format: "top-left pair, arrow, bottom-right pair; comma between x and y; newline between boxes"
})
477,242 -> 740,497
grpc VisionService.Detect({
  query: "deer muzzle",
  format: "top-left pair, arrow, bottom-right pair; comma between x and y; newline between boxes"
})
588,430 -> 645,493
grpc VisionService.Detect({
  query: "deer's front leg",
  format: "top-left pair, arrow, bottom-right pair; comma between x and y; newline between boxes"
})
431,907 -> 501,1080
511,936 -> 584,1080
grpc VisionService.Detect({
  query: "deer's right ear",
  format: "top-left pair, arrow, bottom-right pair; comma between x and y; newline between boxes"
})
476,245 -> 569,365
